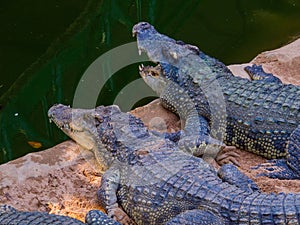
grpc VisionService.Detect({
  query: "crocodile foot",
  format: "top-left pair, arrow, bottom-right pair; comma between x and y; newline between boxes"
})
244,64 -> 282,83
215,146 -> 240,166
178,134 -> 240,168
252,159 -> 300,180
107,204 -> 135,225
204,146 -> 240,169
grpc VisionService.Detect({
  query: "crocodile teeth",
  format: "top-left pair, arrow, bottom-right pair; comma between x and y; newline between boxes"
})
138,49 -> 142,55
63,124 -> 70,129
170,51 -> 178,60
139,64 -> 144,72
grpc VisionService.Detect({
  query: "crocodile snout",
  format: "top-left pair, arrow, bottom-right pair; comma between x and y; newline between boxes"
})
48,104 -> 72,127
132,21 -> 152,37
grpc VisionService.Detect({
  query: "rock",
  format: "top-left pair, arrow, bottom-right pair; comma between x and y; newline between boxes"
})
1,38 -> 300,221
0,141 -> 103,222
251,38 -> 300,86
131,98 -> 180,133
228,38 -> 300,85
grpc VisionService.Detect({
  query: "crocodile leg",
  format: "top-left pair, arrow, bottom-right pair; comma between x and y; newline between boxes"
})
177,111 -> 239,166
165,209 -> 225,225
178,124 -> 240,166
253,125 -> 300,179
176,110 -> 216,156
244,64 -> 282,83
218,164 -> 260,192
97,166 -> 135,225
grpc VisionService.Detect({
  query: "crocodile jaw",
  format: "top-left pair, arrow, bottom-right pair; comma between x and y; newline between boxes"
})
48,104 -> 136,170
133,22 -> 199,66
133,22 -> 203,93
133,22 -> 176,64
48,104 -> 97,150
139,64 -> 167,96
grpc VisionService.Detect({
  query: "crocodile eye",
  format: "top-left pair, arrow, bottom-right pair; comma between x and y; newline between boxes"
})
97,118 -> 103,123
176,40 -> 185,45
186,44 -> 199,54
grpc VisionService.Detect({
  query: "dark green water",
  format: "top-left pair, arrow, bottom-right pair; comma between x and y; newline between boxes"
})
1,0 -> 300,164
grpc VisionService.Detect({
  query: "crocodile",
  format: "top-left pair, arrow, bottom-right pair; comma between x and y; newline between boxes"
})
48,103 -> 300,225
0,204 -> 121,225
133,22 -> 300,179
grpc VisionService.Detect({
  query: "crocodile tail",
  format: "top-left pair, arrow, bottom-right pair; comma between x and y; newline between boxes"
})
254,193 -> 300,224
233,192 -> 300,224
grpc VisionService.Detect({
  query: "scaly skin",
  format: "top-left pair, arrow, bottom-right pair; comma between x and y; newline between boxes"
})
48,104 -> 300,225
133,22 -> 300,179
0,204 -> 120,225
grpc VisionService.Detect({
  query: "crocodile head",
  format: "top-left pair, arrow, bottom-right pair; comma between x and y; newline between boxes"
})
132,22 -> 203,96
132,22 -> 200,65
133,22 -> 232,96
48,104 -> 148,170
137,63 -> 167,96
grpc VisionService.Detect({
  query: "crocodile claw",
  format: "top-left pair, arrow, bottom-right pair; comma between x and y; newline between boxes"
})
216,146 -> 240,167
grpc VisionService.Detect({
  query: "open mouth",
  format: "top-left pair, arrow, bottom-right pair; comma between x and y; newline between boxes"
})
139,63 -> 162,79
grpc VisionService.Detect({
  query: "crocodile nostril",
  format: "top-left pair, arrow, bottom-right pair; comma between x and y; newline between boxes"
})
140,22 -> 151,29
133,22 -> 151,33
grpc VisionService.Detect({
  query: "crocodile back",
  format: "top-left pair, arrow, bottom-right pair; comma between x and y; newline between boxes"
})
161,69 -> 300,158
115,150 -> 300,224
221,76 -> 300,158
116,150 -> 227,224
